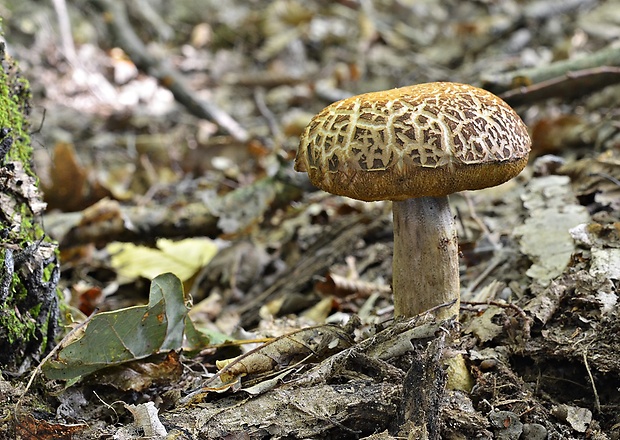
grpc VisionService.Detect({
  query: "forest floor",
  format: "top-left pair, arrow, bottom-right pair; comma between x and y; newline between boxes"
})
1,0 -> 620,439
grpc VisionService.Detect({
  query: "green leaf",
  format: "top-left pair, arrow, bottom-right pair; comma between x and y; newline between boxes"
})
183,318 -> 213,354
43,273 -> 189,380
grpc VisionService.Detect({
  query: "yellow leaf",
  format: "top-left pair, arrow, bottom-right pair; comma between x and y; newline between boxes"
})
108,238 -> 218,282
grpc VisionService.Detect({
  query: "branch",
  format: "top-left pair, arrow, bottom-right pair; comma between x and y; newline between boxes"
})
499,66 -> 620,106
482,45 -> 620,99
90,0 -> 250,142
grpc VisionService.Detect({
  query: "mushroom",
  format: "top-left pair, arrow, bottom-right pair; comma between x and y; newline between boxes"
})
294,82 -> 531,319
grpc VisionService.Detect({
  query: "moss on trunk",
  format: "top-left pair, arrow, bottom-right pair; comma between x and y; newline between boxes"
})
0,42 -> 60,372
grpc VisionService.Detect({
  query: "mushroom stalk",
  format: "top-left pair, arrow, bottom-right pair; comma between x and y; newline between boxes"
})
294,83 -> 531,320
392,196 -> 460,319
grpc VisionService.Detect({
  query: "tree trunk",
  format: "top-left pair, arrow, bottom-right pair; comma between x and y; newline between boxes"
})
0,42 -> 60,372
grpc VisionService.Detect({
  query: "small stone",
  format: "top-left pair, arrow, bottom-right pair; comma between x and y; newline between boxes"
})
551,404 -> 592,433
489,410 -> 523,440
521,423 -> 548,440
565,406 -> 592,433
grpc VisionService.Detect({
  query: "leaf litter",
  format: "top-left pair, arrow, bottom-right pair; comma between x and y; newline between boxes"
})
1,0 -> 620,438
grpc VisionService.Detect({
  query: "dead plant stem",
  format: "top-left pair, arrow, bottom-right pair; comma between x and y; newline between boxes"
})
583,347 -> 601,414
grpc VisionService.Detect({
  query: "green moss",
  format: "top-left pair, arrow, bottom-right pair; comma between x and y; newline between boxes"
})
0,306 -> 36,345
11,271 -> 27,301
0,45 -> 43,248
30,302 -> 41,316
42,262 -> 55,283
17,203 -> 36,241
0,47 -> 33,175
0,43 -> 60,368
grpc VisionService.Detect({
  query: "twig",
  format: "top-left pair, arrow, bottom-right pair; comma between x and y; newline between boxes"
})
51,0 -> 77,64
462,193 -> 500,248
238,213 -> 388,327
254,87 -> 281,142
92,391 -> 120,424
482,42 -> 620,101
51,0 -> 117,102
523,0 -> 597,21
131,0 -> 174,41
583,347 -> 601,414
483,45 -> 620,94
589,171 -> 620,187
499,66 -> 620,106
90,0 -> 249,142
462,254 -> 506,300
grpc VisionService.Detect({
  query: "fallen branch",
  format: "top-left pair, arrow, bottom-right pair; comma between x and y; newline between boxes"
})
482,45 -> 620,98
90,0 -> 249,142
499,66 -> 620,106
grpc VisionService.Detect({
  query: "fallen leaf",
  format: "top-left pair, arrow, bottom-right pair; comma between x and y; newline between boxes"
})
124,402 -> 167,437
43,273 -> 192,380
465,306 -> 504,343
14,414 -> 86,440
108,237 -> 218,282
514,175 -> 590,285
42,142 -> 112,212
216,324 -> 353,383
92,351 -> 182,392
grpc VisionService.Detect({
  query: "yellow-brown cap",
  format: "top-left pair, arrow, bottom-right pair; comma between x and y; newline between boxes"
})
295,82 -> 531,201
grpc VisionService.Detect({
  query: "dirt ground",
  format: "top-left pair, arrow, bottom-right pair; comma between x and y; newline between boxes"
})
0,0 -> 619,438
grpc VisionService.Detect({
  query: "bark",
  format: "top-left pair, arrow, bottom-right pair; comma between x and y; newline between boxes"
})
0,43 -> 60,372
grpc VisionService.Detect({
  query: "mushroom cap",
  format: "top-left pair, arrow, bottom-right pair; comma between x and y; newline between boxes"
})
295,82 -> 531,202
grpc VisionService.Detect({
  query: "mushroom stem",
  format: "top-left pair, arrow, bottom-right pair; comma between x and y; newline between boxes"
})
392,196 -> 460,319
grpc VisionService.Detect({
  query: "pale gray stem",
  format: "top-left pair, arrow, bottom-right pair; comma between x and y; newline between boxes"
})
392,196 -> 460,319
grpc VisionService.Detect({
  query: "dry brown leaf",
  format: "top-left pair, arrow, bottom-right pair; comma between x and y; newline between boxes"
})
216,324 -> 353,383
90,351 -> 183,392
43,142 -> 112,212
14,414 -> 87,440
316,272 -> 391,297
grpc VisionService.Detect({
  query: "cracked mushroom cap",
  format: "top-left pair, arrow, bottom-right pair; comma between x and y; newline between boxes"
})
295,82 -> 531,202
